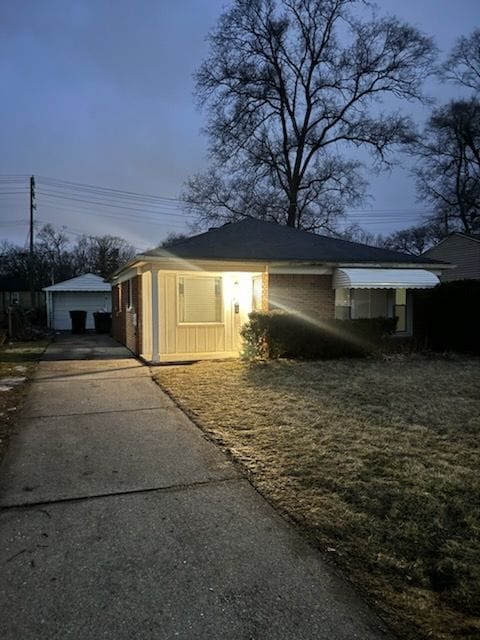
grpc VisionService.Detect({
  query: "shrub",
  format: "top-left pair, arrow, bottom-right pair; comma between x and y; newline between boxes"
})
241,311 -> 397,360
416,280 -> 480,354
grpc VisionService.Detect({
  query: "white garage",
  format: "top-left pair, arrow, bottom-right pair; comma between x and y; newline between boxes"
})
43,273 -> 112,331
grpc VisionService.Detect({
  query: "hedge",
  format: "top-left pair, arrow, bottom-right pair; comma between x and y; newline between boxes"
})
241,310 -> 397,360
414,280 -> 480,354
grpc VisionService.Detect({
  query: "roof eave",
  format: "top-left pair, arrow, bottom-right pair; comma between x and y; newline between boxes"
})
111,254 -> 453,278
335,260 -> 453,270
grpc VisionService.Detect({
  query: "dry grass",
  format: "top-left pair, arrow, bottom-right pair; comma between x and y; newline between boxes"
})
0,341 -> 48,463
153,355 -> 480,640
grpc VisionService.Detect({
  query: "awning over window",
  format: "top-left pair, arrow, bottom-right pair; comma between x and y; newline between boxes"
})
333,268 -> 440,289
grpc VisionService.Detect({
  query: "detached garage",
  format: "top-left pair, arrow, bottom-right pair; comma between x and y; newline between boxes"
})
44,273 -> 112,331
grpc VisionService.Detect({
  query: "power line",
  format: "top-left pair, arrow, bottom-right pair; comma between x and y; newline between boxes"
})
40,203 -> 191,230
1,174 -> 438,238
37,175 -> 192,206
37,175 -> 438,216
37,192 -> 196,222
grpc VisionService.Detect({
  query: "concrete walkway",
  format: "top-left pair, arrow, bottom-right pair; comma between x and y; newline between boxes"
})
0,333 -> 394,640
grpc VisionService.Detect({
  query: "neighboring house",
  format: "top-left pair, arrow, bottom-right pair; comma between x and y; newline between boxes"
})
111,219 -> 449,363
43,273 -> 112,330
0,276 -> 44,322
423,232 -> 480,281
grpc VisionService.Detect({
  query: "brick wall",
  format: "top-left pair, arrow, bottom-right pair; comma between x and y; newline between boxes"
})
268,274 -> 334,320
111,276 -> 142,355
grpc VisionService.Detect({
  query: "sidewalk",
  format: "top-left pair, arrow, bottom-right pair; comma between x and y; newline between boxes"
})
0,333 -> 394,639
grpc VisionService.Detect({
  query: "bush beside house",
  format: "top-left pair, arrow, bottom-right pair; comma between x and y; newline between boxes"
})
414,280 -> 480,354
241,311 -> 397,359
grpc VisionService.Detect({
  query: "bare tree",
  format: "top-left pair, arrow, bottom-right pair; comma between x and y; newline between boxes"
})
160,232 -> 191,247
185,0 -> 435,231
1,228 -> 136,291
441,28 -> 480,93
413,100 -> 480,234
381,223 -> 445,256
0,226 -> 75,289
35,224 -> 74,284
337,223 -> 384,247
72,235 -> 136,279
410,30 -> 480,235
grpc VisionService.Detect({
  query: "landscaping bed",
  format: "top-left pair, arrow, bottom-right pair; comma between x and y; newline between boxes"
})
152,356 -> 480,640
0,340 -> 48,464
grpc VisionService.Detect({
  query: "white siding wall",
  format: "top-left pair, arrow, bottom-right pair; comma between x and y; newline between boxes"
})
51,292 -> 112,330
156,271 -> 254,362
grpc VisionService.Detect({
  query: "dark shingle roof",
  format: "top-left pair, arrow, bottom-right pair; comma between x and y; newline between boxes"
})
143,218 -> 438,264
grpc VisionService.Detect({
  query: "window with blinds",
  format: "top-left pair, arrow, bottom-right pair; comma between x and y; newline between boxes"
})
178,276 -> 223,323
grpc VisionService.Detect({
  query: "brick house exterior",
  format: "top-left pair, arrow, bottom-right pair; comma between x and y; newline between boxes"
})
268,274 -> 334,319
111,219 -> 447,363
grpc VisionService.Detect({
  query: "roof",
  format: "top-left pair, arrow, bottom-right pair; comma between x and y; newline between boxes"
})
333,268 -> 440,289
424,232 -> 480,255
141,219 -> 440,265
43,273 -> 112,292
454,232 -> 480,243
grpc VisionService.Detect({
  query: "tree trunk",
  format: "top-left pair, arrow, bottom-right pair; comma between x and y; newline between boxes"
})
286,179 -> 300,228
286,200 -> 297,227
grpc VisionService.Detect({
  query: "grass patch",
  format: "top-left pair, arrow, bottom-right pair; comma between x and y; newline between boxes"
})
0,340 -> 48,464
153,356 -> 480,640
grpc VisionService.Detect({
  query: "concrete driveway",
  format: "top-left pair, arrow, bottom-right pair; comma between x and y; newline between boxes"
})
0,333 -> 394,639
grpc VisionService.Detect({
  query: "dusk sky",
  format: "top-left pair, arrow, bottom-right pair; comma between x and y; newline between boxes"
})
1,0 -> 479,252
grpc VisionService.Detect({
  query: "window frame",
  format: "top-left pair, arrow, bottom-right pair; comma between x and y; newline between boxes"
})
334,287 -> 352,320
252,276 -> 263,311
334,287 -> 412,335
177,274 -> 224,325
126,278 -> 134,311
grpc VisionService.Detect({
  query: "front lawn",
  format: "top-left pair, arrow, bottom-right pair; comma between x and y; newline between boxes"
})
153,356 -> 480,640
0,340 -> 48,464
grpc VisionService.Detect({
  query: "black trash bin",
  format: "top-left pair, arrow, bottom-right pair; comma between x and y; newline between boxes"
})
69,310 -> 87,334
93,311 -> 112,334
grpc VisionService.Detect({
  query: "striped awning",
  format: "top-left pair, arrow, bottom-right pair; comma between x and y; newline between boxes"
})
333,268 -> 440,289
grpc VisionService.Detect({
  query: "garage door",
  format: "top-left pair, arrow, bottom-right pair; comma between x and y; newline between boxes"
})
52,292 -> 112,330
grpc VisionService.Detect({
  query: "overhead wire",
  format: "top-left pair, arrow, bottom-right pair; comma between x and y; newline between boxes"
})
41,202 -> 192,229
1,174 -> 438,241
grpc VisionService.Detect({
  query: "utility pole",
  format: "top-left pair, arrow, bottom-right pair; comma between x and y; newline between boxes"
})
29,175 -> 36,308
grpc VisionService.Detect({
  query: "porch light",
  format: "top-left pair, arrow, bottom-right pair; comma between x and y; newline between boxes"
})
233,280 -> 240,314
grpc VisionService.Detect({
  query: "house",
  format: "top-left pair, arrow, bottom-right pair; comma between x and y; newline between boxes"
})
422,232 -> 480,281
111,218 -> 449,363
43,273 -> 112,330
0,276 -> 45,322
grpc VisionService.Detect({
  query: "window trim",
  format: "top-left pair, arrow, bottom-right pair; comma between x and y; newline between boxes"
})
334,287 -> 352,320
177,274 -> 224,325
334,287 -> 412,335
252,275 -> 263,311
126,279 -> 134,311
